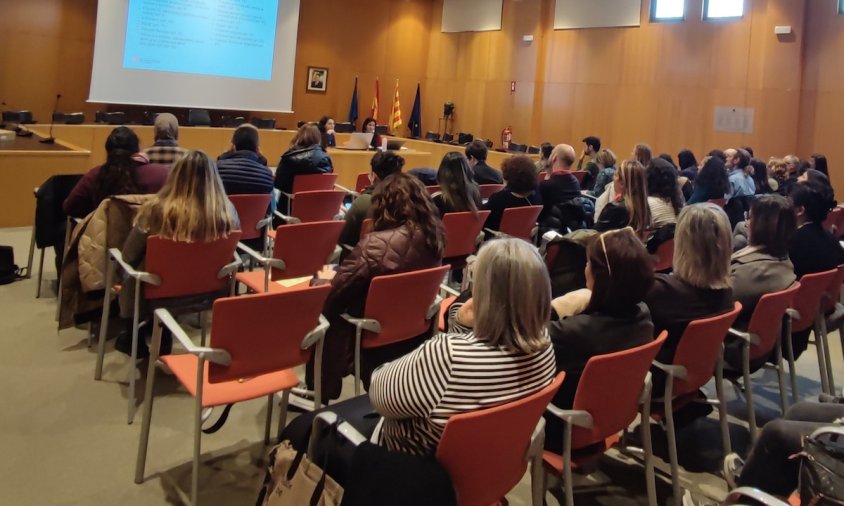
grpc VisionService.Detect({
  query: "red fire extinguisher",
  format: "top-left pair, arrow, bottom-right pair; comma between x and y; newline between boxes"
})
502,126 -> 512,151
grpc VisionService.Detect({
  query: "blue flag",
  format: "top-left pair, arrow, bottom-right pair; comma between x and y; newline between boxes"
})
348,77 -> 359,126
409,83 -> 422,138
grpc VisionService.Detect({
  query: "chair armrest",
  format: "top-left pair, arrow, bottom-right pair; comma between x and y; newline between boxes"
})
727,327 -> 760,346
785,308 -> 802,320
341,314 -> 382,333
236,243 -> 286,271
153,308 -> 231,366
334,183 -> 357,196
526,418 -> 546,462
217,255 -> 242,279
273,209 -> 301,225
810,425 -> 844,440
639,371 -> 653,405
724,487 -> 790,506
109,248 -> 160,285
427,295 -> 444,320
651,360 -> 688,380
545,405 -> 594,429
301,315 -> 330,350
439,284 -> 461,297
307,412 -> 368,457
256,216 -> 272,230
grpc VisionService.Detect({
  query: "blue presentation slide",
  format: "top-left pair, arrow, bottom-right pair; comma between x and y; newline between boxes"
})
123,0 -> 279,81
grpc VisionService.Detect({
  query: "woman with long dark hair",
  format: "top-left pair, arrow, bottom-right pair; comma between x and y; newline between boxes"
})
432,151 -> 481,216
687,156 -> 730,204
647,158 -> 685,227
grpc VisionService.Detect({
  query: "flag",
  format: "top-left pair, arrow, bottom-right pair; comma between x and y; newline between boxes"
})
408,83 -> 422,138
390,79 -> 402,134
348,77 -> 359,126
370,78 -> 380,123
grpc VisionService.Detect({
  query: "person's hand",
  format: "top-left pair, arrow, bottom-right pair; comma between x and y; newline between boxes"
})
456,299 -> 475,328
551,288 -> 592,318
327,129 -> 336,136
317,266 -> 337,281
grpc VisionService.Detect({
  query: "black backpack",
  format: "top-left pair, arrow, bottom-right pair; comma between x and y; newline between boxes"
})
0,246 -> 22,285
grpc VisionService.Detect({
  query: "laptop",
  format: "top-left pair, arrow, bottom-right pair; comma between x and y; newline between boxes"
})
385,139 -> 406,150
336,132 -> 374,150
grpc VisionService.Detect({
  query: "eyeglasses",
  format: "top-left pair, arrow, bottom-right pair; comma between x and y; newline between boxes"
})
598,226 -> 636,276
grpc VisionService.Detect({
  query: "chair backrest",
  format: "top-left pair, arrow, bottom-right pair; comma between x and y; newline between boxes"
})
823,264 -> 844,313
570,332 -> 667,448
442,211 -> 492,259
228,194 -> 271,241
572,171 -> 589,184
361,265 -> 450,349
791,269 -> 839,333
425,185 -> 440,195
478,184 -> 505,200
498,205 -> 543,241
359,218 -> 373,240
671,302 -> 742,397
527,145 -> 541,155
746,283 -> 802,361
292,173 -> 338,194
436,373 -> 565,506
354,172 -> 371,193
188,108 -> 211,126
144,232 -> 242,300
270,221 -> 344,280
250,117 -> 276,129
652,239 -> 674,272
291,190 -> 345,223
207,285 -> 331,383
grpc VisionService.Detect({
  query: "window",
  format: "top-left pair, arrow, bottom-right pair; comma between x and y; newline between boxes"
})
704,0 -> 744,19
840,0 -> 844,14
651,0 -> 685,21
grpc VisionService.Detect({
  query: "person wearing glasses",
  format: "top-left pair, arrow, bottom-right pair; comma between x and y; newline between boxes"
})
543,227 -> 655,452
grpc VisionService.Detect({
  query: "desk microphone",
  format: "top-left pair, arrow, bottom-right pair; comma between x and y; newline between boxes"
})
40,93 -> 62,144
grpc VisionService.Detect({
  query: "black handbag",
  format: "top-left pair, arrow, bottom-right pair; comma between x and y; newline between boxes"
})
799,428 -> 844,505
0,246 -> 22,285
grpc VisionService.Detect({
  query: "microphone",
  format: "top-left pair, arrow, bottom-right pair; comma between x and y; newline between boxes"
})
40,93 -> 62,144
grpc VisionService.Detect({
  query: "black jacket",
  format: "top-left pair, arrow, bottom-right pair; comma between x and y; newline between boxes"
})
274,144 -> 333,212
216,150 -> 274,196
789,222 -> 844,280
539,172 -> 581,222
472,162 -> 503,185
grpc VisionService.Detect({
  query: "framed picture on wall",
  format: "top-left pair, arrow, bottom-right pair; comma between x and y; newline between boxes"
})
307,67 -> 328,92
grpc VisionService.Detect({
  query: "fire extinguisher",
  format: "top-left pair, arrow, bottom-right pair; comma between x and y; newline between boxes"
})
502,126 -> 512,151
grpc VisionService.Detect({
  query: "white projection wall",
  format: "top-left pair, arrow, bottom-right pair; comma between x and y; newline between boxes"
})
89,0 -> 301,112
554,0 -> 642,29
442,0 -> 503,33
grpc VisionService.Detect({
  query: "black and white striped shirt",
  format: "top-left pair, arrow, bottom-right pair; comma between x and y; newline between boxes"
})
369,303 -> 556,456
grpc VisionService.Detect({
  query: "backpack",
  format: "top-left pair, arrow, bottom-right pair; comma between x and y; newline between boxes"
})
0,246 -> 22,285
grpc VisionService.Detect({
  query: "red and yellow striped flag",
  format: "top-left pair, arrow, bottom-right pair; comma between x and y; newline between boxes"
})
370,78 -> 380,123
390,79 -> 402,134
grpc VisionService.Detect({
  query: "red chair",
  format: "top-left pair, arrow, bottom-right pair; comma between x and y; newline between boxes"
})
651,302 -> 742,505
487,205 -> 543,242
134,286 -> 331,506
726,283 -> 801,442
426,185 -> 440,195
289,190 -> 346,223
343,265 -> 450,394
279,173 -> 339,214
572,171 -> 589,185
479,184 -> 505,200
442,211 -> 492,268
308,373 -> 565,506
237,221 -> 344,293
354,172 -> 371,193
95,233 -> 242,424
823,264 -> 844,390
541,333 -> 667,506
786,268 -> 839,397
651,238 -> 674,272
822,207 -> 844,236
229,194 -> 272,253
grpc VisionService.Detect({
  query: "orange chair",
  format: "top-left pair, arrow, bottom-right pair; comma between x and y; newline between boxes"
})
822,206 -> 844,236
354,172 -> 371,193
279,173 -> 339,214
724,487 -> 791,505
651,238 -> 674,272
236,221 -> 344,293
426,185 -> 441,195
786,268 -> 838,397
541,333 -> 667,506
95,233 -> 242,424
308,373 -> 565,506
478,184 -> 505,200
343,265 -> 450,394
134,286 -> 331,506
442,211 -> 492,267
288,190 -> 346,223
486,205 -> 543,242
229,194 -> 272,253
571,171 -> 589,185
726,283 -> 801,442
822,264 -> 844,389
651,302 -> 742,505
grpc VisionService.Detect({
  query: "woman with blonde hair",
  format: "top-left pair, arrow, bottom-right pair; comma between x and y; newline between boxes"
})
595,159 -> 652,235
274,122 -> 333,213
116,150 -> 239,357
645,203 -> 734,366
590,149 -> 618,199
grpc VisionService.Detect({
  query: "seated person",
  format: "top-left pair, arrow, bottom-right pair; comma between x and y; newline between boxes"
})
274,123 -> 333,214
361,117 -> 383,149
318,116 -> 336,148
431,152 -> 482,216
465,140 -> 503,185
687,156 -> 730,204
307,173 -> 444,402
647,158 -> 684,227
142,113 -> 188,166
645,204 -> 734,375
215,124 -> 273,197
576,136 -> 601,191
725,195 -> 797,369
539,144 -> 582,223
594,160 -> 652,236
116,151 -> 239,357
590,149 -> 617,199
545,227 -> 655,452
788,180 -> 844,279
337,151 -> 405,258
482,155 -> 541,232
535,142 -> 554,174
64,126 -> 169,218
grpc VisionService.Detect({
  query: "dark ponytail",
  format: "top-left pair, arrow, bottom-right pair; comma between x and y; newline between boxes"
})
94,127 -> 142,202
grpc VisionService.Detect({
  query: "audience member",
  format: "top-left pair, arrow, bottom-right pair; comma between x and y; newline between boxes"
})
769,158 -> 788,194
142,113 -> 188,166
361,117 -> 382,149
539,144 -> 582,222
741,146 -> 755,157
594,159 -> 652,235
647,158 -> 684,227
307,173 -> 444,401
781,154 -> 801,196
788,178 -> 844,281
215,124 -> 273,197
678,149 -> 699,181
591,149 -> 617,199
535,142 -> 554,174
274,123 -> 333,213
64,126 -> 168,218
708,149 -> 727,164
577,136 -> 601,190
633,143 -> 652,167
658,153 -> 676,169
465,140 -> 503,185
115,151 -> 239,357
483,155 -> 542,232
726,148 -> 755,199
749,158 -> 774,195
544,227 -> 655,452
687,157 -> 729,204
432,152 -> 481,216
810,153 -> 829,177
318,116 -> 336,147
